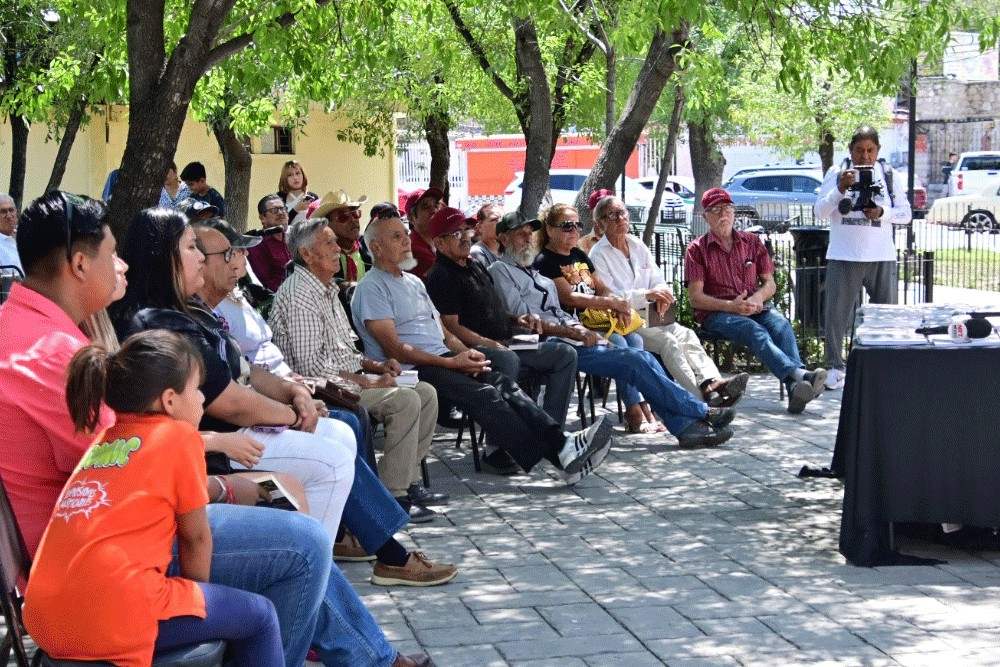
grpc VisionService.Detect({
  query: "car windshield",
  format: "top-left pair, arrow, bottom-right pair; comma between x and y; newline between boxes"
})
961,156 -> 1000,171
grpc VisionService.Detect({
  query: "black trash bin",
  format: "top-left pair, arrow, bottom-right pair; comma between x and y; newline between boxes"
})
788,226 -> 829,332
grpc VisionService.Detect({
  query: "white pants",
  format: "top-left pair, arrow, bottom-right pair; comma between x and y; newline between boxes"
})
635,323 -> 721,398
234,417 -> 356,541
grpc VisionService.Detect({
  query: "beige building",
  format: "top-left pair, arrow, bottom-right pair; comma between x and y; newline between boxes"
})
0,104 -> 396,227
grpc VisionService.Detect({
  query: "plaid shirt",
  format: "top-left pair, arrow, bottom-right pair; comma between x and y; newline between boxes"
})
684,229 -> 774,324
269,266 -> 364,377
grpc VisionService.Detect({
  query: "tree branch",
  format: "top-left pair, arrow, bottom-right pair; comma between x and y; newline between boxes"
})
441,0 -> 516,103
205,0 -> 333,71
556,0 -> 607,54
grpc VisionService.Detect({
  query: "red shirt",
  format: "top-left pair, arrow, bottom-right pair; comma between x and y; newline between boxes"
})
684,229 -> 774,323
408,228 -> 436,280
0,284 -> 115,556
248,232 -> 293,292
24,414 -> 208,667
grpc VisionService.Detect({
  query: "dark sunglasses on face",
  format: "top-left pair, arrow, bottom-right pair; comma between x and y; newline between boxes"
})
203,247 -> 235,263
551,221 -> 584,232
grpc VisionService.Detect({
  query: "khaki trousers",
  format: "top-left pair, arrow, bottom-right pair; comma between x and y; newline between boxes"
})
635,323 -> 721,398
359,381 -> 438,497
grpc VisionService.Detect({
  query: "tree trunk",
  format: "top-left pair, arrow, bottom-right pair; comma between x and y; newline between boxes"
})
423,105 -> 452,202
46,97 -> 88,193
688,118 -> 726,237
8,114 -> 29,210
213,123 -> 252,232
818,129 -> 835,175
642,87 -> 684,245
575,24 -> 689,234
515,17 -> 554,219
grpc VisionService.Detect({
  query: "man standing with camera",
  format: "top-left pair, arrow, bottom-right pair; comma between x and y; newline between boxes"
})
815,126 -> 911,390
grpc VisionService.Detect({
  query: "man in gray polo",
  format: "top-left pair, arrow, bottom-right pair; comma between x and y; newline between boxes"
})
351,211 -> 613,484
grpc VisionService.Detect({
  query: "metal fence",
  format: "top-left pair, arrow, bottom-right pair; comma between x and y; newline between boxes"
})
629,202 -> 944,368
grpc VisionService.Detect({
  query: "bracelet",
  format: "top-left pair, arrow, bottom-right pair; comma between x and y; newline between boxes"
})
224,478 -> 235,504
212,476 -> 228,504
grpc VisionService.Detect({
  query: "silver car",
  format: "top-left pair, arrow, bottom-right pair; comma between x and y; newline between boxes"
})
723,168 -> 824,227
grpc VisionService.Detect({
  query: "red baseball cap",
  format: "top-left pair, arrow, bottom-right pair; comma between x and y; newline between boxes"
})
588,189 -> 615,211
428,207 -> 467,237
701,188 -> 733,210
403,187 -> 445,216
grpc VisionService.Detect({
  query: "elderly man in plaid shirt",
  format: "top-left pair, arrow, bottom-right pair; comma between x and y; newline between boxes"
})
269,217 -> 445,522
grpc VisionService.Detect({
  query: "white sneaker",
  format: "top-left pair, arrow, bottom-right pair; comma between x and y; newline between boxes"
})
563,436 -> 613,485
825,368 -> 845,391
558,415 -> 612,475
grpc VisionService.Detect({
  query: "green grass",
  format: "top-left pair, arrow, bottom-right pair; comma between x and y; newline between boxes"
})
922,248 -> 1000,290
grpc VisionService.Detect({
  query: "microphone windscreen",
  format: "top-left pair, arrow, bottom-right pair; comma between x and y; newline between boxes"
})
965,317 -> 994,339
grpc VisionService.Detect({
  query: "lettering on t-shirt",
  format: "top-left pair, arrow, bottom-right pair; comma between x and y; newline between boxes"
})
53,479 -> 110,521
77,437 -> 142,471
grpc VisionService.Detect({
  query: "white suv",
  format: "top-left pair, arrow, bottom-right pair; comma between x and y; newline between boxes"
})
502,169 -> 685,223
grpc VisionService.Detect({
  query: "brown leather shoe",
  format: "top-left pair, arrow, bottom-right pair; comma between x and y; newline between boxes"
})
390,653 -> 433,667
333,530 -> 376,562
371,551 -> 457,586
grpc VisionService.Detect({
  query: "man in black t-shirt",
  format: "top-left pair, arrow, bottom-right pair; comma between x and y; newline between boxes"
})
425,207 -> 577,430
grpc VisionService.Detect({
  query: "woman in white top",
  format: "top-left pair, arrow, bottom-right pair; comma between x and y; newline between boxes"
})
588,195 -> 748,407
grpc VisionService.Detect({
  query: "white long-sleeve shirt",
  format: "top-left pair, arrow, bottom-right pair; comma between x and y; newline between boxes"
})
814,161 -> 911,262
588,234 -> 665,309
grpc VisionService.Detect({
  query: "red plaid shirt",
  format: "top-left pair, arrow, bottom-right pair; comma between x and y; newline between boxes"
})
684,229 -> 774,323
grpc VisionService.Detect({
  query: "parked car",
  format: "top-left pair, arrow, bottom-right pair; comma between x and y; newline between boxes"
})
893,169 -> 926,219
502,169 -> 686,223
723,167 -> 824,227
947,151 -> 1000,198
723,164 -> 822,187
926,177 -> 1000,230
637,176 -> 695,220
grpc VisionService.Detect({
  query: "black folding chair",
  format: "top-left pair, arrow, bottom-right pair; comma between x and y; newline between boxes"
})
0,475 -> 226,667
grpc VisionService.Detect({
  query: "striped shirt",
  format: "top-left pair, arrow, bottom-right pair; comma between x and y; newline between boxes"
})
269,266 -> 364,377
684,229 -> 774,324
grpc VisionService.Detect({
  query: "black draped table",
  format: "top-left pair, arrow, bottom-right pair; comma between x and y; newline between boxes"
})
835,343 -> 1000,566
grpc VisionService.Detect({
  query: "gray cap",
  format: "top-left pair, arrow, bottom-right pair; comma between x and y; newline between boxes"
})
175,197 -> 219,220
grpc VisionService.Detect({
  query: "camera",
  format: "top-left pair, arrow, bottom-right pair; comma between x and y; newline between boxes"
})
838,165 -> 883,215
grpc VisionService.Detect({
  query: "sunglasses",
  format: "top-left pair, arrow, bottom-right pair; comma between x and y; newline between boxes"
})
706,204 -> 735,214
550,221 -> 583,232
61,192 -> 88,263
203,247 -> 235,263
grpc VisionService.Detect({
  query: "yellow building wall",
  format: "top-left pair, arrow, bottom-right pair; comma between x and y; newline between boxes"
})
0,105 -> 396,229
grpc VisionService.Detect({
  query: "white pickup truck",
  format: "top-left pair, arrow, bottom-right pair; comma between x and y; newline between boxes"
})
948,151 -> 1000,197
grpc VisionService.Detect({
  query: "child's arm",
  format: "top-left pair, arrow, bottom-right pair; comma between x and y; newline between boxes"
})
176,506 -> 212,582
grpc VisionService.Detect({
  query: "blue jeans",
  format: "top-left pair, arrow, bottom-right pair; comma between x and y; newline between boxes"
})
328,405 -> 376,472
702,308 -> 802,381
561,341 -> 706,436
171,505 -> 397,667
156,582 -> 283,667
607,331 -> 644,407
328,407 -> 409,552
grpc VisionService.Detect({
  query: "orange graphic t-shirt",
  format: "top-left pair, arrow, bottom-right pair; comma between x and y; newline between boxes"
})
23,413 -> 209,667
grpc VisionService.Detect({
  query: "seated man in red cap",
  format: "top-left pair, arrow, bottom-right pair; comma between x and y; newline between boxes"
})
684,188 -> 826,414
402,186 -> 444,279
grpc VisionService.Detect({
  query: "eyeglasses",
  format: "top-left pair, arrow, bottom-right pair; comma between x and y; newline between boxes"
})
601,210 -> 629,220
264,206 -> 287,216
706,204 -> 735,214
337,208 -> 362,221
203,247 -> 235,263
61,192 -> 87,263
438,228 -> 476,240
550,221 -> 584,232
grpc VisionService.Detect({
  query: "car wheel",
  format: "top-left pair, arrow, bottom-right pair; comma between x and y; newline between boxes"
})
961,210 -> 996,231
734,207 -> 758,230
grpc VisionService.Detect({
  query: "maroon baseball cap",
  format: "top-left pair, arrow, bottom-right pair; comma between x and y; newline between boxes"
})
701,188 -> 733,209
428,207 -> 467,237
403,187 -> 445,216
588,189 -> 615,211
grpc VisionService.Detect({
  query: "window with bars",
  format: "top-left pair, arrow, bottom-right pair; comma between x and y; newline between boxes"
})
260,127 -> 294,154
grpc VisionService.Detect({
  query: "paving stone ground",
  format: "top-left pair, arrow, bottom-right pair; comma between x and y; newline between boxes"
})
9,375 -> 1000,666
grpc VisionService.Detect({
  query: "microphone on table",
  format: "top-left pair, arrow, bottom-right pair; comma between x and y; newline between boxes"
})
915,318 -> 994,342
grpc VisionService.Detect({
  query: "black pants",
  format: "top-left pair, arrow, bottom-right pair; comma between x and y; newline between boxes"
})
416,363 -> 566,472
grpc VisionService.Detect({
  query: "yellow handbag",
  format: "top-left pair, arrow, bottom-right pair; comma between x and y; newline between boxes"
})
579,307 -> 644,336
